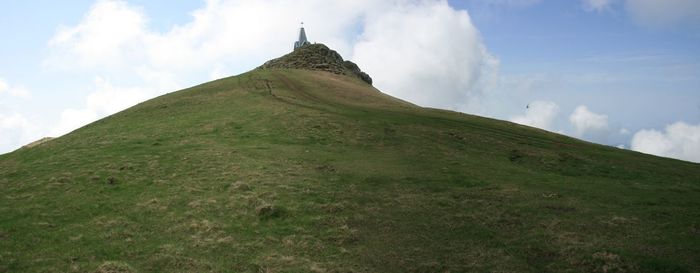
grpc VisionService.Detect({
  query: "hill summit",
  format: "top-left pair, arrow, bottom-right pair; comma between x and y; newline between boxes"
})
259,43 -> 372,85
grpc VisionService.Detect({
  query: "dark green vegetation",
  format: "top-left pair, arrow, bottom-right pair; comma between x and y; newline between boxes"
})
1,48 -> 700,272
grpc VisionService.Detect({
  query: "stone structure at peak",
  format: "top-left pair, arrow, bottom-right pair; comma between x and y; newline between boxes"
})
260,43 -> 373,85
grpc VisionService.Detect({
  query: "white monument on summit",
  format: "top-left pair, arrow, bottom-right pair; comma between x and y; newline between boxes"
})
294,22 -> 311,50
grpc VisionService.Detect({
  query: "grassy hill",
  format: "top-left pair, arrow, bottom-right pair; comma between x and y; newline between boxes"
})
1,45 -> 699,273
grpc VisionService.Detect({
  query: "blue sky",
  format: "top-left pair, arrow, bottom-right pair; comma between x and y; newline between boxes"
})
447,0 -> 700,152
1,0 -> 699,162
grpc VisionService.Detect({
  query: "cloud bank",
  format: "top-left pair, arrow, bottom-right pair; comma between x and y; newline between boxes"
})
569,105 -> 609,139
631,122 -> 700,163
50,77 -> 155,136
353,1 -> 498,112
0,78 -> 37,153
0,112 -> 40,153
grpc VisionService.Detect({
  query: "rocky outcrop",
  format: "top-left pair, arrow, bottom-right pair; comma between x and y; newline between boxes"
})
342,60 -> 372,86
259,44 -> 372,85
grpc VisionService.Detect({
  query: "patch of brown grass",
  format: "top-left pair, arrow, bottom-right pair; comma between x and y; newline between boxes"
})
94,261 -> 134,273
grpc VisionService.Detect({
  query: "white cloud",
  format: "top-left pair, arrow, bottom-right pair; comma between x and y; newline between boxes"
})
625,0 -> 700,27
208,65 -> 230,81
509,101 -> 559,131
88,77 -> 154,114
46,0 -> 389,72
0,78 -> 39,153
631,122 -> 700,163
50,77 -> 155,136
353,0 -> 499,112
0,112 -> 41,154
569,105 -> 609,137
0,78 -> 31,98
0,78 -> 41,154
47,0 -> 148,68
50,108 -> 99,137
583,0 -> 615,12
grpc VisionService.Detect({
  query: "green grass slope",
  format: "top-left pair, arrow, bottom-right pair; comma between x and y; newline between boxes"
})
1,65 -> 699,272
